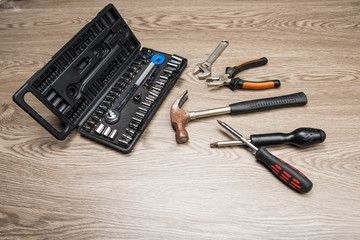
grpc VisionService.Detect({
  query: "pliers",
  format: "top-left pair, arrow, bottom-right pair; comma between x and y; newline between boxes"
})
206,57 -> 281,90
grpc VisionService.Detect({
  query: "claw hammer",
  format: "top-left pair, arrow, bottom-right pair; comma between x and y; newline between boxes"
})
170,90 -> 308,144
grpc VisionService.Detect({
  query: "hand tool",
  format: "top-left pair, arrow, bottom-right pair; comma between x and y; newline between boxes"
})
152,86 -> 162,92
122,134 -> 133,141
206,57 -> 281,90
194,40 -> 229,79
114,54 -> 164,111
95,109 -> 105,116
118,139 -> 129,147
133,93 -> 141,103
217,120 -> 313,193
126,128 -> 136,136
143,66 -> 160,89
171,55 -> 184,63
105,109 -> 120,124
132,116 -> 142,124
94,123 -> 105,134
142,101 -> 152,108
149,90 -> 159,98
170,90 -> 308,144
159,75 -> 168,81
103,100 -> 112,107
164,67 -> 175,76
131,61 -> 143,69
106,54 -> 165,124
87,120 -> 96,127
135,111 -> 145,118
145,96 -> 155,102
167,62 -> 180,69
138,106 -> 148,113
210,127 -> 326,148
83,125 -> 91,132
129,122 -> 139,130
156,81 -> 165,87
109,129 -> 118,140
102,126 -> 112,137
170,59 -> 182,66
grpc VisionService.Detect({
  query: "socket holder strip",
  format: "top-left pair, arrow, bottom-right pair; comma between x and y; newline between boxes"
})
13,4 -> 187,153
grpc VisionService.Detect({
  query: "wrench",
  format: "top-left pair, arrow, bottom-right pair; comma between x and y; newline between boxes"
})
194,40 -> 229,80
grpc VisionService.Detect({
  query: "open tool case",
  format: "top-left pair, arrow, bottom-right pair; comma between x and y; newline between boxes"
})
13,4 -> 187,153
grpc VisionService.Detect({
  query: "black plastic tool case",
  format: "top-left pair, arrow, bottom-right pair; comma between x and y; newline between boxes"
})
13,4 -> 187,153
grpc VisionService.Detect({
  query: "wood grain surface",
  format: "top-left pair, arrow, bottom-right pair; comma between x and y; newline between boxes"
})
1,0 -> 360,239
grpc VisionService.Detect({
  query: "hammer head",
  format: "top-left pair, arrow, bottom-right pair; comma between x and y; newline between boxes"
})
170,90 -> 190,144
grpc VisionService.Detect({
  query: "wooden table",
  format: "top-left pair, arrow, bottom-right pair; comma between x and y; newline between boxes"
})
1,0 -> 359,239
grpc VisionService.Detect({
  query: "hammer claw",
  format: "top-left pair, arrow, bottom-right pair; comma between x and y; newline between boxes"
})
170,90 -> 191,144
177,90 -> 188,108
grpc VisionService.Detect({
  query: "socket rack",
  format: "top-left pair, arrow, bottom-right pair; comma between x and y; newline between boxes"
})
13,4 -> 187,153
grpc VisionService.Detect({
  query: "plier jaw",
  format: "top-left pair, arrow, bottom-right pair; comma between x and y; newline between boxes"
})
206,74 -> 231,87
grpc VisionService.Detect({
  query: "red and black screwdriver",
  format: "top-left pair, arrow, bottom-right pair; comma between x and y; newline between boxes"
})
217,120 -> 313,193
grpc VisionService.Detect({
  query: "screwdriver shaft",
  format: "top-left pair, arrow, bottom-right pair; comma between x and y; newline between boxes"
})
210,140 -> 248,147
217,120 -> 258,151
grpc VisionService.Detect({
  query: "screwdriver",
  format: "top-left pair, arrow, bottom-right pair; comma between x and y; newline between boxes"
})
217,120 -> 313,193
210,127 -> 326,148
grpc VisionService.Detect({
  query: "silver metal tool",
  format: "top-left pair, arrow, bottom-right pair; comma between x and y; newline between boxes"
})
102,126 -> 112,137
122,134 -> 133,141
160,75 -> 168,81
126,128 -> 136,136
142,101 -> 152,108
156,81 -> 165,86
167,62 -> 179,69
149,91 -> 159,98
114,60 -> 155,111
118,139 -> 129,147
132,116 -> 142,124
138,106 -> 148,113
109,129 -> 118,140
171,55 -> 183,62
145,96 -> 155,102
135,111 -> 145,118
94,123 -> 105,135
170,59 -> 182,65
152,86 -> 162,92
129,122 -> 139,130
194,40 -> 229,80
105,109 -> 120,124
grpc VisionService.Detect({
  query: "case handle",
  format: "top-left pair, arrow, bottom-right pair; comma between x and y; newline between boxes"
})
13,84 -> 72,140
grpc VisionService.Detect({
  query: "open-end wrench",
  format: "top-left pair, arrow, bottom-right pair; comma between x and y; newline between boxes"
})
194,40 -> 229,80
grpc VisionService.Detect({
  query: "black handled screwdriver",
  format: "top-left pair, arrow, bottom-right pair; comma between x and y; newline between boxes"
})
210,127 -> 326,148
217,120 -> 313,193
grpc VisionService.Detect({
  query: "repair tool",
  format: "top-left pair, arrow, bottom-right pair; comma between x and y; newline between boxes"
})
111,54 -> 165,113
13,4 -> 187,153
217,120 -> 313,193
210,127 -> 326,148
194,40 -> 229,80
170,90 -> 308,144
206,57 -> 281,90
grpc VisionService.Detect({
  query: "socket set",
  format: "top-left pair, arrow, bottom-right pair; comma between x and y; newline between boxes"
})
13,4 -> 187,153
